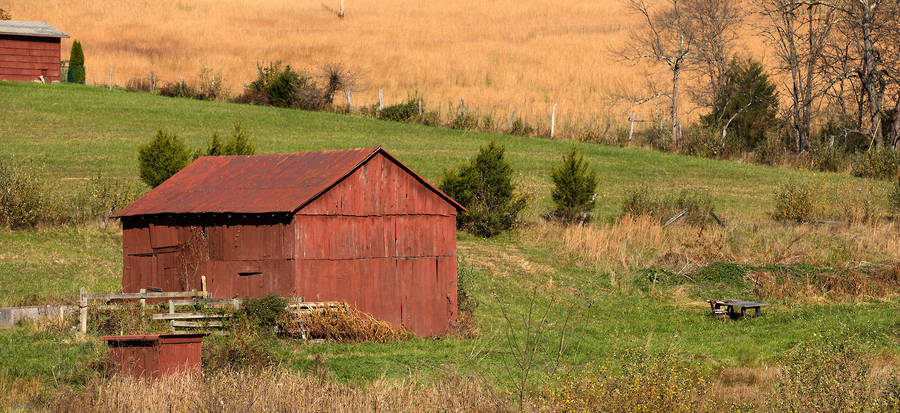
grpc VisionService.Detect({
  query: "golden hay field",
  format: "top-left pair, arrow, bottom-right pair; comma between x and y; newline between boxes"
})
8,0 -> 771,133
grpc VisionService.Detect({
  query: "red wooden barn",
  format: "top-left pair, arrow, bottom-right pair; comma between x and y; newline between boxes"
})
112,147 -> 464,336
0,21 -> 68,82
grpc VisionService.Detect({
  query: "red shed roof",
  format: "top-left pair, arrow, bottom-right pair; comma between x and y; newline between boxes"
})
112,146 -> 464,217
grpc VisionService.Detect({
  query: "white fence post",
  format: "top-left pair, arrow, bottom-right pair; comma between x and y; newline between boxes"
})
551,104 -> 557,138
628,111 -> 636,142
508,110 -> 517,131
345,89 -> 353,109
460,99 -> 465,117
378,89 -> 383,111
79,287 -> 87,334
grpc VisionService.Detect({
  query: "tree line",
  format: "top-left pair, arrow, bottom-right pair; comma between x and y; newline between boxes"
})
625,0 -> 900,153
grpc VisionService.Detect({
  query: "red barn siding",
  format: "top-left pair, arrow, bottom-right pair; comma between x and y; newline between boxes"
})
293,153 -> 458,335
0,35 -> 61,82
116,147 -> 461,337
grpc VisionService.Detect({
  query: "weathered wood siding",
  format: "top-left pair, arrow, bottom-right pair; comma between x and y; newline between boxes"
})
0,35 -> 61,82
293,153 -> 458,336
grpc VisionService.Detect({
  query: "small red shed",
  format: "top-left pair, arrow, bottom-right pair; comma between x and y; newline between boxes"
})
102,334 -> 205,379
112,147 -> 464,336
0,21 -> 68,82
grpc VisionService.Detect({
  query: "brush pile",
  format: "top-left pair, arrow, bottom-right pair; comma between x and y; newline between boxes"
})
277,302 -> 403,343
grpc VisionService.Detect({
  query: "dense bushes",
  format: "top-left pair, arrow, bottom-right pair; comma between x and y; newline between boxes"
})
238,62 -> 327,110
440,140 -> 527,237
549,148 -> 598,224
621,186 -> 717,226
138,130 -> 191,188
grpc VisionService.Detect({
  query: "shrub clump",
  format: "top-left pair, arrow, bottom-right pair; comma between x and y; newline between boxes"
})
240,295 -> 287,329
852,147 -> 900,180
621,186 -> 716,227
450,113 -> 478,131
240,62 -> 326,110
194,123 -> 255,158
0,159 -> 65,229
549,148 -> 598,224
138,130 -> 191,188
439,140 -> 528,237
773,181 -> 817,223
379,98 -> 419,122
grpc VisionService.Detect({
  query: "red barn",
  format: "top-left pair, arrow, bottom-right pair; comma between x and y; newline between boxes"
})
0,21 -> 68,82
112,147 -> 464,336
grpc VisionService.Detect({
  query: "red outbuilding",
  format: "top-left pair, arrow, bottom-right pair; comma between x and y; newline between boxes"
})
0,21 -> 68,82
112,147 -> 464,336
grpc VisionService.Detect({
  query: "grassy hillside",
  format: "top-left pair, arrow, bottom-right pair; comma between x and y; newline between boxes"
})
0,83 -> 897,408
4,0 -> 773,131
1,82 -> 884,219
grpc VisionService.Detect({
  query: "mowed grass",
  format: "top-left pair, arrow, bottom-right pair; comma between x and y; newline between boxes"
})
1,82 -> 884,220
0,83 -> 897,394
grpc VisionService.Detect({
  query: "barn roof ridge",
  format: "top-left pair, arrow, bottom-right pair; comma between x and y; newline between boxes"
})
112,146 -> 464,217
0,21 -> 69,38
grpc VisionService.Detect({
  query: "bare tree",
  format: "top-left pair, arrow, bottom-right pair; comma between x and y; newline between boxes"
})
828,0 -> 900,148
758,0 -> 837,152
686,0 -> 745,112
624,0 -> 698,146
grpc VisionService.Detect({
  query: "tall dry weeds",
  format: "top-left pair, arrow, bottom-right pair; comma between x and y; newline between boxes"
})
523,216 -> 900,287
48,369 -> 512,413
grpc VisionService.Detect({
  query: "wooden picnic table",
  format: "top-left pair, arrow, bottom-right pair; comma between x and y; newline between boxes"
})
706,299 -> 768,320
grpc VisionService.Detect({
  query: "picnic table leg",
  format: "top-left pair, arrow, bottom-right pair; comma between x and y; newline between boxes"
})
740,307 -> 746,320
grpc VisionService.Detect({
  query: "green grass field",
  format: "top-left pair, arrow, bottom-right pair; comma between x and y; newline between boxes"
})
0,82 -> 897,406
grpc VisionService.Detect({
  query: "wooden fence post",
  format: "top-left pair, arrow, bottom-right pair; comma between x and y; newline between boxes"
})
460,99 -> 466,117
339,0 -> 345,17
232,298 -> 240,310
378,89 -> 383,111
179,73 -> 184,89
139,288 -> 146,310
551,104 -> 557,138
508,110 -> 517,131
149,71 -> 155,92
345,89 -> 353,109
628,111 -> 636,142
79,287 -> 87,334
418,98 -> 423,116
108,66 -> 113,90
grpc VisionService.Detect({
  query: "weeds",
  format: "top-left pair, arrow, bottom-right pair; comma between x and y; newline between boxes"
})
621,186 -> 717,227
773,181 -> 817,223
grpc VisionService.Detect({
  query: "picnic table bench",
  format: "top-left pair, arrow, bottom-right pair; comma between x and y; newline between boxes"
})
706,299 -> 768,320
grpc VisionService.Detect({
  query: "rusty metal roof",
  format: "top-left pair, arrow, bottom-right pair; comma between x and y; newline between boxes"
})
0,21 -> 69,38
112,146 -> 464,217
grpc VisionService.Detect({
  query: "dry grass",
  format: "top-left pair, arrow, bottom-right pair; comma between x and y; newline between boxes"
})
524,216 -> 900,284
47,369 -> 512,413
6,0 -> 772,134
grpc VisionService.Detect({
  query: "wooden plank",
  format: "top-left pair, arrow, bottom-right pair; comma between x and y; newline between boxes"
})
85,291 -> 203,301
170,320 -> 223,328
151,313 -> 229,320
